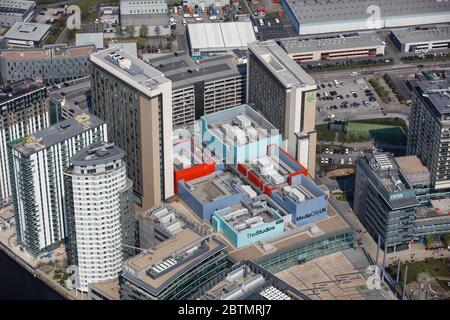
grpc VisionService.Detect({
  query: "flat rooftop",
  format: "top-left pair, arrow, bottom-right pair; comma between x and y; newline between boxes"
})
284,0 -> 450,24
69,141 -> 124,166
0,0 -> 35,13
90,47 -> 170,95
146,53 -> 244,90
248,40 -> 315,89
413,79 -> 450,116
0,79 -> 44,105
89,279 -> 120,300
227,202 -> 351,262
280,32 -> 385,54
395,156 -> 430,186
204,104 -> 279,148
0,45 -> 95,60
188,22 -> 256,51
122,203 -> 226,295
4,22 -> 50,42
184,170 -> 244,203
391,26 -> 450,44
216,196 -> 282,234
10,113 -> 105,156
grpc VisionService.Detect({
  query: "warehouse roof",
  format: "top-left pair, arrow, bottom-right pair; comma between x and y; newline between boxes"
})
280,32 -> 385,54
391,26 -> 450,44
188,22 -> 256,51
146,53 -> 244,89
4,22 -> 50,42
285,0 -> 450,24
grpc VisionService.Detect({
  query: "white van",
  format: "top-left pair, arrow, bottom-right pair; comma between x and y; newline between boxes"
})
259,18 -> 264,26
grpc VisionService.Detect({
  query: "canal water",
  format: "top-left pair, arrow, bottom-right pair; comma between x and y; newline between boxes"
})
0,249 -> 63,300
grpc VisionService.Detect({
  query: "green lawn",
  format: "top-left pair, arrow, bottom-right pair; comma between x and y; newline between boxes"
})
399,258 -> 450,284
317,118 -> 407,145
341,121 -> 407,144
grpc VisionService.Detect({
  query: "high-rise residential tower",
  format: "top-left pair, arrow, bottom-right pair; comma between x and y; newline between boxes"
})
8,113 -> 107,256
90,48 -> 174,213
65,141 -> 137,292
407,79 -> 450,190
247,40 -> 317,176
0,80 -> 49,207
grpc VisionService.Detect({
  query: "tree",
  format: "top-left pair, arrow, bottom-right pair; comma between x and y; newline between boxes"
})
125,25 -> 135,37
424,234 -> 433,249
154,25 -> 161,36
441,233 -> 450,247
139,25 -> 149,37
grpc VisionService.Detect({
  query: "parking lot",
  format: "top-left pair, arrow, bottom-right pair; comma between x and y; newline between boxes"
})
316,77 -> 382,121
254,16 -> 292,40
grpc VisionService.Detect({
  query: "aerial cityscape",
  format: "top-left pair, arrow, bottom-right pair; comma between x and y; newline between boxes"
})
0,0 -> 450,305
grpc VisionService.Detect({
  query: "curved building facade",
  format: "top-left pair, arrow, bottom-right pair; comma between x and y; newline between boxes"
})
65,141 -> 135,292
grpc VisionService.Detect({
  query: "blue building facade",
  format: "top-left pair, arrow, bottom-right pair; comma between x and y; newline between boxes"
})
212,196 -> 285,248
271,175 -> 328,227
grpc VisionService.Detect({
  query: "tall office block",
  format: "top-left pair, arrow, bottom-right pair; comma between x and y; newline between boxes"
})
65,141 -> 137,292
8,113 -> 107,256
407,79 -> 450,190
247,40 -> 317,176
90,48 -> 174,213
354,153 -> 419,252
0,80 -> 48,207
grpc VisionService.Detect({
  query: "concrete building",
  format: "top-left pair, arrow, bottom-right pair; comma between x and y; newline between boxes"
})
212,195 -> 285,248
200,104 -> 282,165
407,79 -> 450,190
3,22 -> 51,48
282,0 -> 450,35
75,33 -> 104,50
0,80 -> 48,207
0,0 -> 35,27
119,203 -> 231,300
354,153 -> 420,252
280,32 -> 386,63
90,48 -> 174,213
119,0 -> 170,37
183,0 -> 229,9
247,40 -> 317,176
65,142 -> 137,293
270,174 -> 328,227
195,260 -> 307,300
390,26 -> 450,53
226,202 -> 354,273
47,77 -> 92,124
237,144 -> 308,195
187,22 -> 256,59
178,170 -> 250,221
0,45 -> 95,85
8,113 -> 107,256
146,53 -> 246,128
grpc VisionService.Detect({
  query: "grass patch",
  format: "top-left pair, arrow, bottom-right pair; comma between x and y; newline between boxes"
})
317,118 -> 407,144
399,259 -> 450,284
317,124 -> 337,142
340,121 -> 407,145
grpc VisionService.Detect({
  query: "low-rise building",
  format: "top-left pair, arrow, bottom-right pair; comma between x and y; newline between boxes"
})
237,144 -> 308,195
271,174 -> 328,227
119,203 -> 231,300
390,26 -> 450,53
0,45 -> 95,85
212,195 -> 285,249
187,22 -> 257,58
178,170 -> 251,221
200,104 -> 282,165
280,32 -> 386,63
3,22 -> 51,48
0,0 -> 35,27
